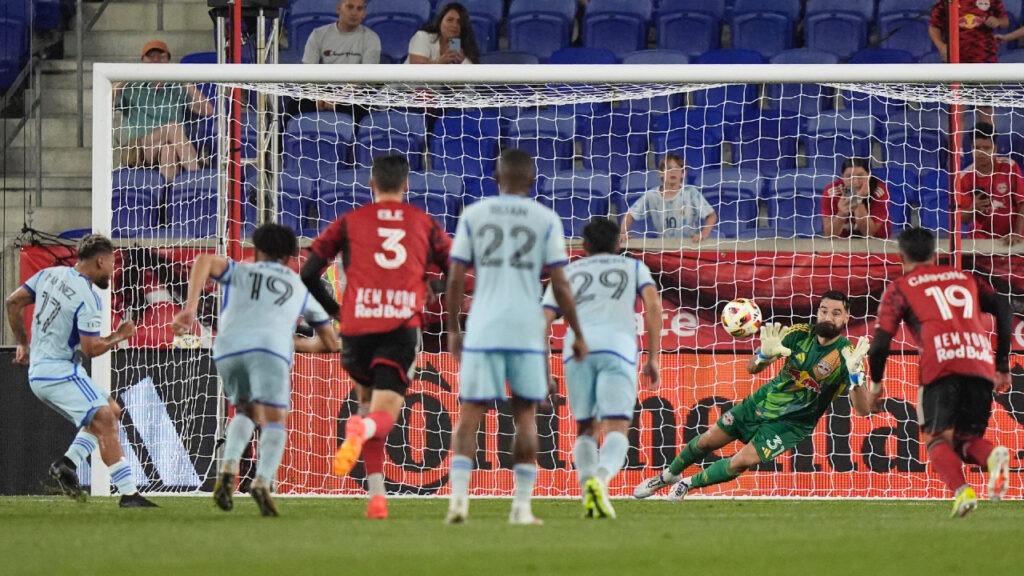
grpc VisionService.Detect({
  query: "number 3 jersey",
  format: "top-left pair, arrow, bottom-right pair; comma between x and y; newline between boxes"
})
450,195 -> 569,352
213,260 -> 330,363
22,266 -> 103,377
875,264 -> 1001,386
311,201 -> 452,336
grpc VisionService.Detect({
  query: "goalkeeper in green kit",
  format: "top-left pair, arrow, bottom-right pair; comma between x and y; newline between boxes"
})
634,291 -> 882,500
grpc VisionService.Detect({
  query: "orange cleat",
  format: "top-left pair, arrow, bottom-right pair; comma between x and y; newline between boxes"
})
366,494 -> 388,519
333,415 -> 367,477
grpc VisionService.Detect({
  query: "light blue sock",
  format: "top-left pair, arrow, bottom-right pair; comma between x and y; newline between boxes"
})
255,423 -> 287,486
109,458 -> 137,495
64,430 -> 98,467
513,463 -> 537,507
221,414 -> 256,473
573,435 -> 599,489
597,431 -> 629,483
449,455 -> 473,500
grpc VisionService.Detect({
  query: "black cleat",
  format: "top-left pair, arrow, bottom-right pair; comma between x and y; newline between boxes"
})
49,457 -> 86,502
250,481 -> 279,517
213,471 -> 236,511
119,493 -> 158,508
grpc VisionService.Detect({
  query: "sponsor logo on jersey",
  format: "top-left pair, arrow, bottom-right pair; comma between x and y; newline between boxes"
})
978,0 -> 992,11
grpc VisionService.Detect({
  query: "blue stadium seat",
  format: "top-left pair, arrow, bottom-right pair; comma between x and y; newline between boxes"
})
1001,48 -> 1024,63
407,172 -> 463,234
313,168 -> 374,231
582,0 -> 653,60
768,170 -> 833,238
803,113 -> 874,173
168,170 -> 256,238
731,0 -> 800,60
32,0 -> 62,29
180,51 -> 218,64
694,50 -> 762,139
539,170 -> 613,237
623,49 -> 689,64
365,0 -> 431,63
651,107 -> 725,173
619,51 -> 688,118
918,52 -> 944,63
0,1 -> 29,24
1006,0 -> 1023,28
550,47 -> 617,64
112,168 -> 164,236
848,48 -> 915,64
655,0 -> 724,57
884,105 -> 947,171
355,111 -> 427,170
428,110 -> 501,192
877,0 -> 936,60
284,112 -> 356,174
278,169 -> 315,235
457,0 -> 505,53
581,111 -> 651,187
732,110 -> 800,178
918,169 -> 952,235
805,0 -> 873,60
766,50 -> 839,121
479,51 -> 540,64
872,163 -> 920,234
508,0 -> 577,62
0,19 -> 25,89
694,168 -> 761,238
844,49 -> 915,125
505,109 -> 576,179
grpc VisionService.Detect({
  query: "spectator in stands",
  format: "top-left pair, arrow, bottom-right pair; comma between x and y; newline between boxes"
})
302,0 -> 381,66
822,157 -> 891,239
620,153 -> 717,242
114,41 -> 214,184
406,2 -> 479,64
929,0 -> 1009,63
957,122 -> 1024,242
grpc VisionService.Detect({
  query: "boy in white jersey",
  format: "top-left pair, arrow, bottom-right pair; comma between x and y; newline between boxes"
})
6,234 -> 156,507
172,224 -> 339,516
620,153 -> 717,242
445,148 -> 589,524
543,217 -> 662,519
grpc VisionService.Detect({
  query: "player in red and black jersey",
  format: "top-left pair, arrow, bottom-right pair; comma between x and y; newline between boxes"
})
300,154 -> 451,519
869,227 -> 1012,517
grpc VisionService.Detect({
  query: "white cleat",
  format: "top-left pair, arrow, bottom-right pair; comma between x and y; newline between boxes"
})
633,471 -> 678,499
668,477 -> 691,501
508,504 -> 543,525
444,498 -> 469,524
987,445 -> 1011,502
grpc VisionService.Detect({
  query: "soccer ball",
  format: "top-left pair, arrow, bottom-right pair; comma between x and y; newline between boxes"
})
721,298 -> 762,338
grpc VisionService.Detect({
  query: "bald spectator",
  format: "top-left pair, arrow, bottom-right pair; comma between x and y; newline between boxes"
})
303,0 -> 381,65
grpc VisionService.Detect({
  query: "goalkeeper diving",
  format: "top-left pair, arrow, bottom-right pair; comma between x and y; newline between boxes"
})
634,290 -> 881,500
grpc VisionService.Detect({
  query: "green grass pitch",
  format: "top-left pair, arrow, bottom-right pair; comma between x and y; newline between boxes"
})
2,496 -> 1023,576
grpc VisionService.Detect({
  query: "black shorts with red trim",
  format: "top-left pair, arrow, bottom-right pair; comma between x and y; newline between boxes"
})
919,375 -> 994,436
341,327 -> 420,394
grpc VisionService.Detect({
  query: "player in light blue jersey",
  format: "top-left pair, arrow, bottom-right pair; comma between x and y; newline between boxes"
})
172,224 -> 339,516
445,148 -> 589,524
543,217 -> 662,519
6,234 -> 157,507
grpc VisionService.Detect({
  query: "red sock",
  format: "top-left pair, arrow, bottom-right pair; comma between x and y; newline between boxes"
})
363,437 -> 386,476
928,439 -> 968,493
958,435 -> 996,468
368,411 -> 395,441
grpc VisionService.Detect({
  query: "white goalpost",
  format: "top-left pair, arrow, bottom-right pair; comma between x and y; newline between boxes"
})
88,62 -> 1024,498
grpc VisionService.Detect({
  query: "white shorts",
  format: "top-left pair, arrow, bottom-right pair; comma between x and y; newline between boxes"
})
564,352 -> 637,421
459,350 -> 548,402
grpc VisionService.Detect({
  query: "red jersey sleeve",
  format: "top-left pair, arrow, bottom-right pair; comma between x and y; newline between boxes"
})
428,217 -> 452,270
869,182 -> 890,238
931,3 -> 946,31
821,180 -> 842,218
875,281 -> 908,336
311,216 -> 348,263
993,0 -> 1008,19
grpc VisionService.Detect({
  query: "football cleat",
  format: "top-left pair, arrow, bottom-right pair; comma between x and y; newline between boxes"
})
213,471 -> 236,511
119,493 -> 158,508
669,477 -> 691,501
633,471 -> 677,499
49,457 -> 86,502
444,497 -> 469,524
586,477 -> 616,519
333,416 -> 367,477
987,445 -> 1011,502
250,480 -> 279,517
508,504 -> 543,525
581,484 -> 596,518
951,486 -> 978,518
366,494 -> 388,519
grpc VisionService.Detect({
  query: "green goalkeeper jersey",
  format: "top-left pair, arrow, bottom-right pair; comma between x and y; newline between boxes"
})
749,324 -> 853,428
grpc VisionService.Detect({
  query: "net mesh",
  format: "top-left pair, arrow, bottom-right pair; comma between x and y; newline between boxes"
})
98,77 -> 1024,498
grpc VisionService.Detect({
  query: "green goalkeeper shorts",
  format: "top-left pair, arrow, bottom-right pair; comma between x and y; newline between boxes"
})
715,396 -> 814,463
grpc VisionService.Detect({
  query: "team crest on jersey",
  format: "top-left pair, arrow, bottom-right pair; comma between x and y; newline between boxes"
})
998,183 -> 1008,194
977,0 -> 991,11
815,359 -> 834,379
721,412 -> 735,426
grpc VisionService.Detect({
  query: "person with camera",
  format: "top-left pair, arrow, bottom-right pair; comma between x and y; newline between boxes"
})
405,2 -> 479,64
957,122 -> 1024,243
822,157 -> 891,239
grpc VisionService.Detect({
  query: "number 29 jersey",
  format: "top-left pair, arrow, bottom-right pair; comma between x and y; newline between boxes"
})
875,264 -> 997,385
311,200 -> 452,336
450,195 -> 569,352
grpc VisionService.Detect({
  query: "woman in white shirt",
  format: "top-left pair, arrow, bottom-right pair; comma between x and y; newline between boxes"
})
405,2 -> 479,64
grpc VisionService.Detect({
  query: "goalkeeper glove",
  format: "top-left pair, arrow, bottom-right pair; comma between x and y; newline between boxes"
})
842,336 -> 871,388
757,323 -> 791,361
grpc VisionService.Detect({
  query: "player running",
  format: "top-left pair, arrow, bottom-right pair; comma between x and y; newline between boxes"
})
172,223 -> 338,516
542,216 -> 662,519
6,234 -> 157,507
300,154 -> 451,519
634,291 -> 876,500
868,227 -> 1013,518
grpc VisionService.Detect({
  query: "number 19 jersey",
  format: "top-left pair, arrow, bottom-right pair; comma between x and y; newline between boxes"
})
450,195 -> 569,352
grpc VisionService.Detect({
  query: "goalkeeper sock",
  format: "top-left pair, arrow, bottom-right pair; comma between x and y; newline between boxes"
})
109,458 -> 137,495
364,411 -> 395,441
513,463 -> 537,507
367,473 -> 386,498
254,423 -> 287,486
449,455 -> 473,500
596,431 -> 629,482
221,414 -> 256,472
64,430 -> 99,467
363,436 -> 386,495
668,436 -> 709,477
927,439 -> 967,493
958,435 -> 996,468
572,435 -> 599,489
687,458 -> 741,490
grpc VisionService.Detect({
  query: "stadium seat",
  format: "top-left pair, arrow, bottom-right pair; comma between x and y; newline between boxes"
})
843,49 -> 915,125
505,109 -> 576,179
32,0 -> 62,29
768,169 -> 833,237
112,168 -> 165,236
313,168 -> 374,230
918,169 -> 952,235
694,50 -> 762,139
651,107 -> 725,174
655,0 -> 724,57
581,111 -> 651,187
406,172 -> 463,234
805,0 -> 873,60
802,113 -> 874,173
479,51 -> 540,64
355,111 -> 427,170
0,1 -> 29,24
284,111 -> 356,174
731,110 -> 800,178
365,0 -> 431,63
884,105 -> 948,171
731,0 -> 800,60
457,0 -> 505,53
623,49 -> 689,65
918,52 -> 944,63
694,168 -> 761,238
1006,0 -> 1023,28
539,170 -> 613,238
848,48 -> 915,64
766,50 -> 839,121
877,0 -> 936,60
582,0 -> 653,60
507,0 -> 577,62
1001,48 -> 1024,63
428,110 -> 501,190
0,19 -> 25,89
168,170 -> 257,238
549,47 -> 617,65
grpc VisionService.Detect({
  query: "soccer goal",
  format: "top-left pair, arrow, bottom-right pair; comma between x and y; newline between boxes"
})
88,62 -> 1024,498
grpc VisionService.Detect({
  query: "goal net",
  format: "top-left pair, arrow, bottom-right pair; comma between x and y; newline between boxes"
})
84,63 -> 1024,498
